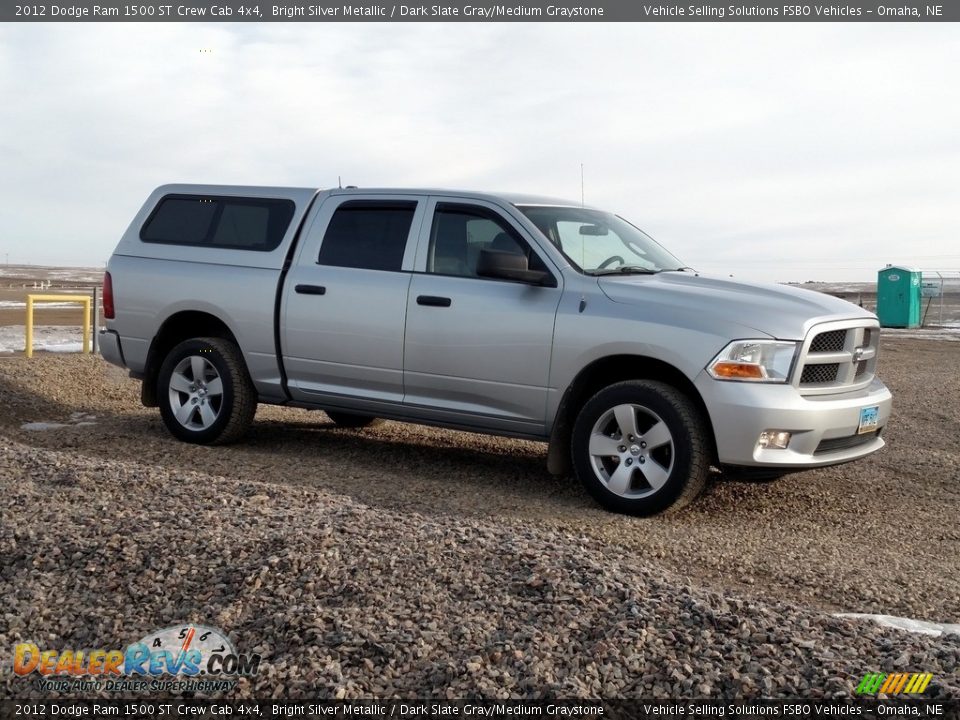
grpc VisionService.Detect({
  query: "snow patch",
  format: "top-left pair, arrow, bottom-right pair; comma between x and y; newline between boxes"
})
0,325 -> 86,354
21,422 -> 70,431
0,300 -> 92,309
21,412 -> 97,432
45,342 -> 85,353
837,613 -> 960,637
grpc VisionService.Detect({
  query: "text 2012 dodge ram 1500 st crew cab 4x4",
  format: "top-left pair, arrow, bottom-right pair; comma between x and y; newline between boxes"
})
100,184 -> 892,515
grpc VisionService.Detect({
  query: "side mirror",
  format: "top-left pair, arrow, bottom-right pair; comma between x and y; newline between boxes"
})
476,249 -> 553,286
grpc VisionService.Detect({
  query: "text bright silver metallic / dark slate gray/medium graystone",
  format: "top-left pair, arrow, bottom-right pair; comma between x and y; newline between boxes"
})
100,185 -> 892,515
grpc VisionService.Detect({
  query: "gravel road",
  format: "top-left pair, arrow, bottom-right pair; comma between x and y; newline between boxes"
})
1,337 -> 958,699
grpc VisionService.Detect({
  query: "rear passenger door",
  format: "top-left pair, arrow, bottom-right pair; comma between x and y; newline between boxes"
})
282,194 -> 425,405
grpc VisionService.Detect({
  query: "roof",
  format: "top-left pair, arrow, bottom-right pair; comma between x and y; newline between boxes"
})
153,184 -> 596,210
880,264 -> 921,273
327,187 -> 592,208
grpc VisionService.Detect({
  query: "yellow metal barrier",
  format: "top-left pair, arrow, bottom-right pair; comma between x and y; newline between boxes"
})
25,294 -> 91,358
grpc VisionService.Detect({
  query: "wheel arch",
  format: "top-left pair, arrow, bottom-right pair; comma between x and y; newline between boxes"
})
141,311 -> 242,407
547,354 -> 718,475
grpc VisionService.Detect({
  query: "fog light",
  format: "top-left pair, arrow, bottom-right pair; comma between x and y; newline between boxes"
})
758,430 -> 792,449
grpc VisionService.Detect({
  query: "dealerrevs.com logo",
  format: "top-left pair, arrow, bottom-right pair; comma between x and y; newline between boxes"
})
13,624 -> 261,693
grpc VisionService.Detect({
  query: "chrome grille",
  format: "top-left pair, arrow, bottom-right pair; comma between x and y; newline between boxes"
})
801,364 -> 839,384
796,322 -> 879,394
810,330 -> 846,353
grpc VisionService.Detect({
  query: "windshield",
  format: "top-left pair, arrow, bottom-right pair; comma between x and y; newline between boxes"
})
517,205 -> 684,275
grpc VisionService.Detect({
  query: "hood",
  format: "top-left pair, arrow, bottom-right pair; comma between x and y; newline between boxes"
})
597,271 -> 875,340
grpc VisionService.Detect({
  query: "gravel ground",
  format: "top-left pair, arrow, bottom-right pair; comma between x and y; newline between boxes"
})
1,337 -> 958,699
1,437 -> 958,700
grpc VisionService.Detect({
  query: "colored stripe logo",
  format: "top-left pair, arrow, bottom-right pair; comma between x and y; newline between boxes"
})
856,672 -> 932,695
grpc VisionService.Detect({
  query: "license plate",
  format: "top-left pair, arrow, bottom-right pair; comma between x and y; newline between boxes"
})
858,405 -> 880,434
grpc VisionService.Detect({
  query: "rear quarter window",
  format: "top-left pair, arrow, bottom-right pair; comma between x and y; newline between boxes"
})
317,200 -> 416,272
141,194 -> 296,251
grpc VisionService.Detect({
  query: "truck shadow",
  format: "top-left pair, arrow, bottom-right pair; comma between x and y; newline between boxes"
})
0,369 -> 593,518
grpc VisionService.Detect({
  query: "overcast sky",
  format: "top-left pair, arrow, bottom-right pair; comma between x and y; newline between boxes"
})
0,22 -> 957,281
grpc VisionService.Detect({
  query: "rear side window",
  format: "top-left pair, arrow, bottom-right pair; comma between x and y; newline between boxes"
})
317,200 -> 416,272
141,194 -> 296,251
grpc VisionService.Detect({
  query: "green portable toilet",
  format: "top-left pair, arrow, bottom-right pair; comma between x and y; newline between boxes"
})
877,265 -> 922,328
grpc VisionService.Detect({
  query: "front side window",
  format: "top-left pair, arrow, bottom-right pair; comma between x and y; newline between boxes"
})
317,200 -> 417,272
141,195 -> 295,251
518,205 -> 684,275
427,203 -> 547,278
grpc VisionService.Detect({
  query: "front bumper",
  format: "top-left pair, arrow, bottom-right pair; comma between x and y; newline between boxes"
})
99,329 -> 126,369
696,373 -> 893,467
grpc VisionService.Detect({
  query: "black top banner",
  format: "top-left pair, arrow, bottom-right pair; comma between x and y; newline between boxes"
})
2,699 -> 959,720
1,0 -> 957,22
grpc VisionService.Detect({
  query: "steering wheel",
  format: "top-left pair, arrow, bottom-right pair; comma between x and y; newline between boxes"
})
598,255 -> 624,270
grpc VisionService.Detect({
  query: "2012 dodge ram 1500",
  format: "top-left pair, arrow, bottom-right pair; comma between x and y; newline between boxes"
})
100,185 -> 892,515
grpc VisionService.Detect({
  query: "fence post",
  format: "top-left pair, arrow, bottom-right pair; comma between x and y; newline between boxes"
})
937,272 -> 944,328
25,296 -> 33,358
92,286 -> 99,354
82,296 -> 91,354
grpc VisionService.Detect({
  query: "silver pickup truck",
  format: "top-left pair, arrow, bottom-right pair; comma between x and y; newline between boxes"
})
101,184 -> 892,515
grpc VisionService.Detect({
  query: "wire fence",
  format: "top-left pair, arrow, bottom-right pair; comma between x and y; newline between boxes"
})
919,270 -> 960,328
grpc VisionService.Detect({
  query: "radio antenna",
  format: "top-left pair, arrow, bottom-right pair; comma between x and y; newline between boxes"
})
338,176 -> 342,189
580,163 -> 585,206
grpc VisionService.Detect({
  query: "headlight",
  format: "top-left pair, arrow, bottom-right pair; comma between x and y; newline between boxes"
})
707,340 -> 798,383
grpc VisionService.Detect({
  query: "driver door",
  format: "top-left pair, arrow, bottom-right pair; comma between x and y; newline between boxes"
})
402,197 -> 563,435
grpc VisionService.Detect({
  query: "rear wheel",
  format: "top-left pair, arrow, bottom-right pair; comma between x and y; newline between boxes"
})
325,411 -> 382,429
571,380 -> 710,515
157,337 -> 256,444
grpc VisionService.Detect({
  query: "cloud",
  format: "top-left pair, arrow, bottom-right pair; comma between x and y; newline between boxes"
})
0,22 -> 957,280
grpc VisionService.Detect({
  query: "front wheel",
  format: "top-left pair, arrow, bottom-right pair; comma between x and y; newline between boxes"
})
157,337 -> 256,445
571,380 -> 711,515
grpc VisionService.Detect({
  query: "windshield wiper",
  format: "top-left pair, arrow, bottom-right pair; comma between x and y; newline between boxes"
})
588,265 -> 660,276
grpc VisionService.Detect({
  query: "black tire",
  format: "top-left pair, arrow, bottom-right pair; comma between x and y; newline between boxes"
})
571,380 -> 710,516
325,410 -> 382,429
157,337 -> 256,445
